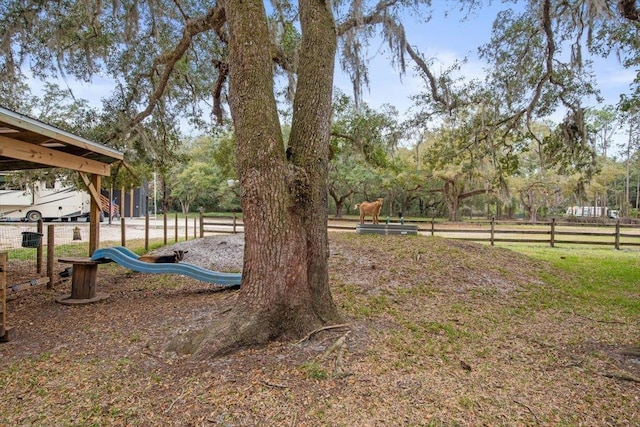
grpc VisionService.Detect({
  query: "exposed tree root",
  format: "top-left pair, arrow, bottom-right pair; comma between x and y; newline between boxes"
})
296,323 -> 351,344
602,372 -> 640,383
513,399 -> 541,425
166,306 -> 331,359
166,310 -> 267,357
560,309 -> 626,324
323,332 -> 351,378
619,346 -> 640,357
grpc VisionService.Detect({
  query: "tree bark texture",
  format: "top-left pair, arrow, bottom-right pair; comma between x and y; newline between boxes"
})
288,0 -> 341,324
443,179 -> 462,221
175,0 -> 341,358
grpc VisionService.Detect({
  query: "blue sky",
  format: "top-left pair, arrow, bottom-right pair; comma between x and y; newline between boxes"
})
334,1 -> 635,140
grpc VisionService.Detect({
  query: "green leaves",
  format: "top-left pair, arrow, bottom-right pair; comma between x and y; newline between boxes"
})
330,93 -> 401,168
169,132 -> 240,213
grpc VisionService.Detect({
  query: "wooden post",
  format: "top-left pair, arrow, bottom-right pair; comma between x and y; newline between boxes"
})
120,216 -> 126,247
129,188 -> 134,218
490,217 -> 495,246
431,218 -> 435,236
108,186 -> 113,224
47,225 -> 55,289
185,215 -> 188,241
0,251 -> 9,341
550,218 -> 556,248
615,219 -> 620,250
36,219 -> 43,274
144,214 -> 149,251
193,217 -> 197,239
120,187 -> 125,219
89,174 -> 101,255
174,213 -> 178,242
233,213 -> 237,234
199,212 -> 204,238
163,213 -> 168,245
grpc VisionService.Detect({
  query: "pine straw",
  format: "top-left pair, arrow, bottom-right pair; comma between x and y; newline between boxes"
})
1,233 -> 638,426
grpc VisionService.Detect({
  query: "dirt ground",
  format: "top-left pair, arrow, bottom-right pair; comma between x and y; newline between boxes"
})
1,233 -> 639,426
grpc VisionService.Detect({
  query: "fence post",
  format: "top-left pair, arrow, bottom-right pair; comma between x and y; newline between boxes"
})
199,212 -> 204,238
0,251 -> 9,341
431,218 -> 435,236
120,187 -> 126,218
490,217 -> 495,246
120,216 -> 126,247
108,187 -> 114,225
129,188 -> 134,218
144,214 -> 149,251
550,218 -> 555,248
47,225 -> 55,289
193,217 -> 197,239
184,215 -> 188,241
36,219 -> 43,274
615,219 -> 620,250
163,213 -> 168,246
233,213 -> 237,234
174,213 -> 178,242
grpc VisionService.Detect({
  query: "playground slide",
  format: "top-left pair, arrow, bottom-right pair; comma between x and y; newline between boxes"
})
91,246 -> 242,286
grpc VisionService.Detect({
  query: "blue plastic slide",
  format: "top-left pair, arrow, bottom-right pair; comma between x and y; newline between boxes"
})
91,246 -> 242,286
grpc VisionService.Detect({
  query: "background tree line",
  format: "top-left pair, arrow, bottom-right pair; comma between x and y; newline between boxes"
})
3,76 -> 639,223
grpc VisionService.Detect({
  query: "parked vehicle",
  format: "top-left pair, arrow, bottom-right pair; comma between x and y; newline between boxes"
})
0,177 -> 91,222
566,206 -> 619,219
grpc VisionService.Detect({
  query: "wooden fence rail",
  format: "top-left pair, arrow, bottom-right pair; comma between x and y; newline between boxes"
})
199,214 -> 242,236
417,217 -> 640,249
199,214 -> 640,249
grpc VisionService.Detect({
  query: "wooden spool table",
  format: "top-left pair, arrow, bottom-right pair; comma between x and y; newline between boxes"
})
56,257 -> 111,305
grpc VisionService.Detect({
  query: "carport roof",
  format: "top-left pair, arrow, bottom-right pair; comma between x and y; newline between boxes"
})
0,105 -> 123,176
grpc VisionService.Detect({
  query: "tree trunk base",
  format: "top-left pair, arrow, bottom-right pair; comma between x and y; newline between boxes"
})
165,305 -> 335,359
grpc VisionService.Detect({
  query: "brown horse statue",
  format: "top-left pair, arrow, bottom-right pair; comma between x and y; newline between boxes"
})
355,198 -> 384,224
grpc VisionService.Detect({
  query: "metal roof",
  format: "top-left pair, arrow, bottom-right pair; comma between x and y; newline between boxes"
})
0,105 -> 123,176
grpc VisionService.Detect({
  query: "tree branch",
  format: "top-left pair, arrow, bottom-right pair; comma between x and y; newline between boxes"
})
405,42 -> 458,112
212,60 -> 228,124
459,188 -> 491,200
330,131 -> 355,142
338,11 -> 458,113
132,5 -> 226,127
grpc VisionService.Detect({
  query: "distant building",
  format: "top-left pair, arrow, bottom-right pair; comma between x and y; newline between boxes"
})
101,183 -> 149,218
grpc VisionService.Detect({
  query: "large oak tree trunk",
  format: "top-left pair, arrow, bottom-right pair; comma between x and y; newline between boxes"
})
289,0 -> 341,324
443,179 -> 462,221
168,0 -> 340,358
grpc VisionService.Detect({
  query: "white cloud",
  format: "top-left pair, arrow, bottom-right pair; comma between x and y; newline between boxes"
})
597,68 -> 635,88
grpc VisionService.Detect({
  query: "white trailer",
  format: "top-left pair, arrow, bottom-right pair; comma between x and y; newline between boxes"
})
0,179 -> 91,222
566,206 -> 619,219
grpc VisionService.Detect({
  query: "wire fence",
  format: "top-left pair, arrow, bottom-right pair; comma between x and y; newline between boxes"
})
0,216 -> 202,292
0,222 -> 89,258
0,222 -> 91,291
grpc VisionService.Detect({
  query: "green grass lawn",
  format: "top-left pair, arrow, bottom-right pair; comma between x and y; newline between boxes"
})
505,244 -> 640,318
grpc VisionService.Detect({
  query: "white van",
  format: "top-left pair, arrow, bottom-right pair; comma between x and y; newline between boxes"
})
566,206 -> 619,219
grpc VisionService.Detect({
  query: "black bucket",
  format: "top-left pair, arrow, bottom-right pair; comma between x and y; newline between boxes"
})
21,231 -> 43,248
